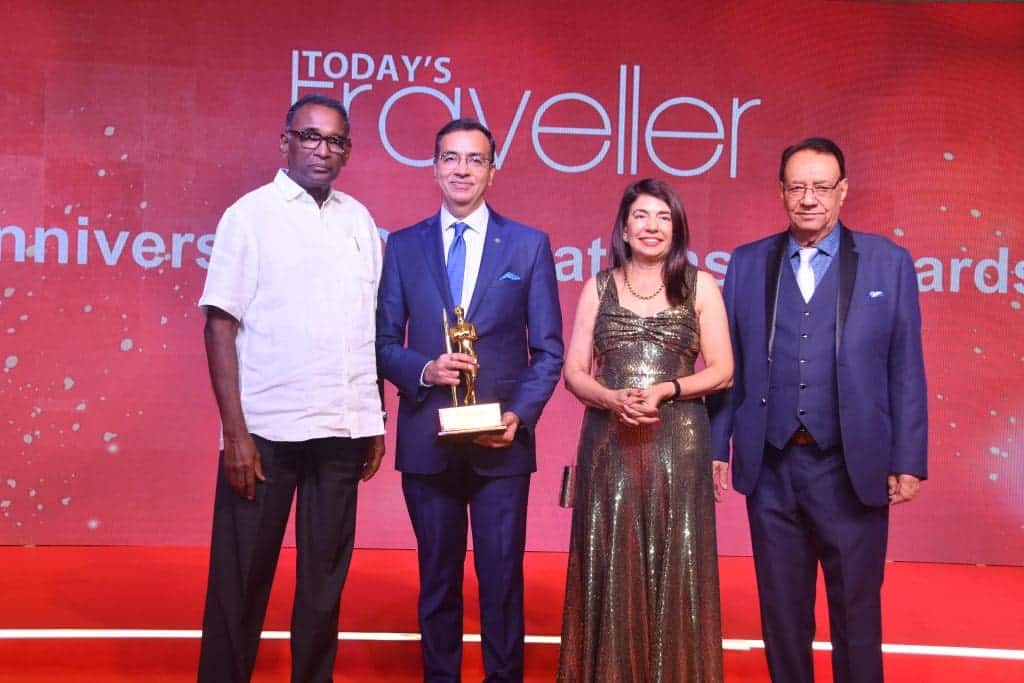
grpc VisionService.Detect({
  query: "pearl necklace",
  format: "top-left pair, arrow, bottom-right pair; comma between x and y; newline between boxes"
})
623,266 -> 665,300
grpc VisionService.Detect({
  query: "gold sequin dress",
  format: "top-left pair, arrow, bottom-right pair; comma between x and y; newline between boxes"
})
558,267 -> 723,682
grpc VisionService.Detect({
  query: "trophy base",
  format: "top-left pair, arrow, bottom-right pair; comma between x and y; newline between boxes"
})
438,402 -> 505,437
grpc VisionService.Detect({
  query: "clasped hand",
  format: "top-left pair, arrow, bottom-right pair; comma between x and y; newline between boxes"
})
608,385 -> 668,426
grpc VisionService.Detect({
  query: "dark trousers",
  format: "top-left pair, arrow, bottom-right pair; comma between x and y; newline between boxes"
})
198,435 -> 367,683
402,462 -> 531,683
747,442 -> 889,683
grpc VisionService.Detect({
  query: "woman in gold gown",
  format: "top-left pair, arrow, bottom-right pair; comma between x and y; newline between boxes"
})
558,178 -> 733,682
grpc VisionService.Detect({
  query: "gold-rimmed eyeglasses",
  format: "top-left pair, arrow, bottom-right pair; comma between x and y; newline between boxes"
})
783,178 -> 844,200
436,151 -> 492,171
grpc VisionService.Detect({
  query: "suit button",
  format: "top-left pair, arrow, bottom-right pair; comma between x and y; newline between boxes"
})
800,383 -> 807,390
799,358 -> 808,364
760,397 -> 767,406
803,311 -> 811,317
800,333 -> 809,339
798,409 -> 806,416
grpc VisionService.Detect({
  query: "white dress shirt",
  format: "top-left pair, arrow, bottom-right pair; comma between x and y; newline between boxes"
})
199,169 -> 384,443
440,203 -> 489,310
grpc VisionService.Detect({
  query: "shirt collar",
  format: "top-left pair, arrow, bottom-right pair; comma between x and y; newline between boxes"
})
440,203 -> 489,235
273,169 -> 338,205
788,222 -> 841,258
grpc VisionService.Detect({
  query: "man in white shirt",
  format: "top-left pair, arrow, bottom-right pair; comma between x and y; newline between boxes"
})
197,94 -> 385,683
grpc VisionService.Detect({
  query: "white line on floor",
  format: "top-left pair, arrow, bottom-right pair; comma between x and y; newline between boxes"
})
0,630 -> 1022,660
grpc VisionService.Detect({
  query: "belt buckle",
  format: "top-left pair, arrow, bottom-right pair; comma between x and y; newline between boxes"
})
791,428 -> 816,447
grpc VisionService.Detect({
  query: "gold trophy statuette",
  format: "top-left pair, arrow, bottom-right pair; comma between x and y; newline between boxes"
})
438,306 -> 505,437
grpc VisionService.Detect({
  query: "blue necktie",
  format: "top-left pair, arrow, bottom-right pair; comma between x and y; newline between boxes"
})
446,222 -> 468,307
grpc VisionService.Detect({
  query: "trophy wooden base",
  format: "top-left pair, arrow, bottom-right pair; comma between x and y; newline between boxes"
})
438,402 -> 505,438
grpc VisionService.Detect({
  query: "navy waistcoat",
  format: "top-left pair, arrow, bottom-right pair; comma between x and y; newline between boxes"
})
765,256 -> 842,450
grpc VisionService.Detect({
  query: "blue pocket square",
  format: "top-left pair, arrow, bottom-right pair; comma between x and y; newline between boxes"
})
500,271 -> 522,281
868,290 -> 885,299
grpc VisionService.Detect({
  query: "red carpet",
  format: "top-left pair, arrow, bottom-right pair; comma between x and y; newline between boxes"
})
1,547 -> 1022,681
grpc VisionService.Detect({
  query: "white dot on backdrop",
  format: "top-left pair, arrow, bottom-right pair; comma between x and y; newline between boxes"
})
63,377 -> 74,390
61,497 -> 71,506
1012,301 -> 1022,310
989,473 -> 999,481
104,126 -> 115,136
940,206 -> 948,212
893,228 -> 905,237
120,338 -> 133,351
3,288 -> 13,297
973,346 -> 983,354
87,519 -> 101,530
83,304 -> 93,312
943,152 -> 954,160
72,423 -> 80,431
970,209 -> 982,218
4,356 -> 17,369
139,200 -> 148,209
97,169 -> 107,177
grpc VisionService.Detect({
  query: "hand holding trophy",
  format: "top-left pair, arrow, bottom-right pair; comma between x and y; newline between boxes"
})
438,306 -> 505,437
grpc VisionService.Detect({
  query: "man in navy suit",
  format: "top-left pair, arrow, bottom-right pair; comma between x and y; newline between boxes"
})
709,138 -> 927,683
376,118 -> 564,682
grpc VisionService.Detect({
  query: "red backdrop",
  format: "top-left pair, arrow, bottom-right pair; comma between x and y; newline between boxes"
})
1,1 -> 1022,565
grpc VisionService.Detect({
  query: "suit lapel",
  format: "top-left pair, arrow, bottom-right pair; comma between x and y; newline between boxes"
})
421,213 -> 453,310
764,232 -> 787,356
836,225 -> 858,353
466,209 -> 506,320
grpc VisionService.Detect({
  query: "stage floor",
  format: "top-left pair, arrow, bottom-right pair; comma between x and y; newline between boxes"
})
1,547 -> 1022,681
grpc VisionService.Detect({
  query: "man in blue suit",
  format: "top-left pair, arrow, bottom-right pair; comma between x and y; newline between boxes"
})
376,118 -> 564,682
709,138 -> 927,683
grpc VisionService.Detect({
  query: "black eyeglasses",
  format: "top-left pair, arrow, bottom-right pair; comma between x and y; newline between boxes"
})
287,129 -> 350,154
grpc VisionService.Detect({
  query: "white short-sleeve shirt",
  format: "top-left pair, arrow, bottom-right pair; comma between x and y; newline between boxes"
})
199,169 -> 384,442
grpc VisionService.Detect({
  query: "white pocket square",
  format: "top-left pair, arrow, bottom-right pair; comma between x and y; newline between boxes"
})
868,290 -> 884,299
